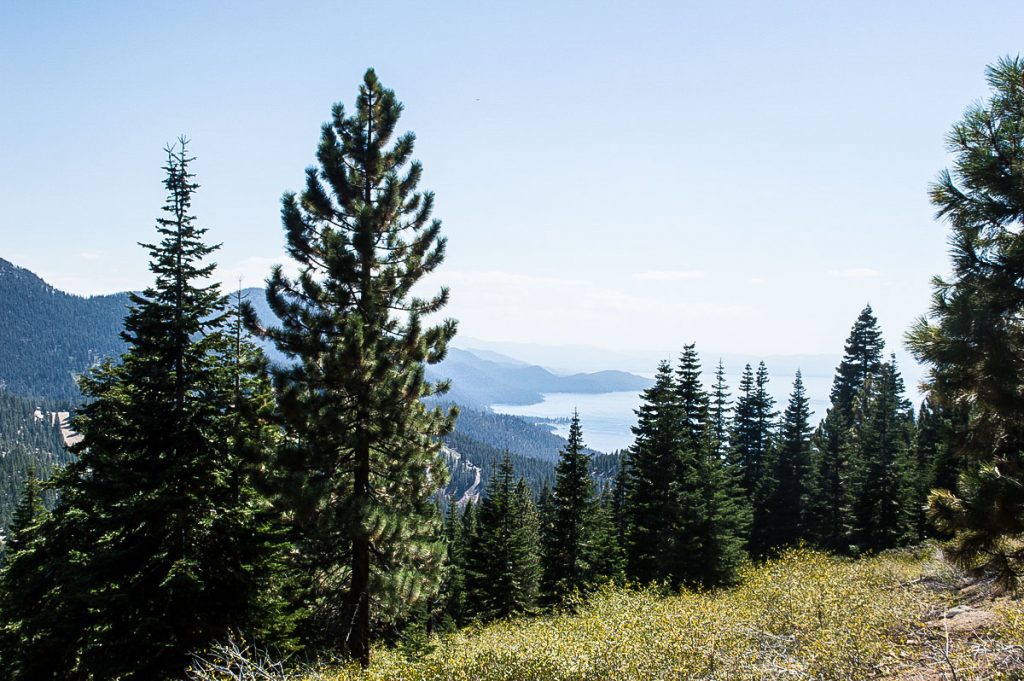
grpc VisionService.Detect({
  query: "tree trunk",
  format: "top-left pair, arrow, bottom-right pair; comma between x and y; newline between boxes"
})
348,435 -> 371,667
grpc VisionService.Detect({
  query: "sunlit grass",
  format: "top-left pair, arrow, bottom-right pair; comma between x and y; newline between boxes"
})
192,547 -> 1024,681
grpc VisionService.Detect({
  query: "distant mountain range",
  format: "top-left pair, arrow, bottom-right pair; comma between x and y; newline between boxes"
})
0,258 -> 650,526
0,257 -> 648,531
0,258 -> 652,409
424,348 -> 651,408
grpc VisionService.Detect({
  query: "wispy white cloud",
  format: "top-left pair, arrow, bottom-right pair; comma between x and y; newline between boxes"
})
76,251 -> 104,261
633,270 -> 705,282
829,267 -> 880,279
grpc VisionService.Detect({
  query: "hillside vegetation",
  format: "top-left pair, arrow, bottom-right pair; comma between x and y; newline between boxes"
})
0,258 -> 129,402
0,393 -> 72,532
190,547 -> 1024,681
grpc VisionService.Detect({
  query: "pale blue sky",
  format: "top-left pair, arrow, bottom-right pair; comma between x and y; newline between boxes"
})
2,1 -> 1022,359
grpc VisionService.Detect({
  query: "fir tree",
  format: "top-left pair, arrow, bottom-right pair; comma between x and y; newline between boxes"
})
754,371 -> 814,555
693,442 -> 750,586
851,359 -> 916,552
584,486 -> 626,587
804,306 -> 887,555
624,361 -> 690,585
831,304 -> 885,422
537,478 -> 555,571
541,413 -> 625,602
3,141 -> 280,680
913,398 -> 949,539
251,70 -> 456,663
675,346 -> 746,586
730,362 -> 776,502
611,454 -> 629,549
709,360 -> 732,458
538,478 -> 557,599
465,455 -> 541,621
806,408 -> 855,553
918,399 -> 967,500
441,502 -> 468,626
745,363 -> 778,556
0,469 -> 47,675
1,469 -> 45,557
461,499 -> 478,552
625,352 -> 746,588
675,344 -> 709,451
753,363 -> 777,462
541,412 -> 594,600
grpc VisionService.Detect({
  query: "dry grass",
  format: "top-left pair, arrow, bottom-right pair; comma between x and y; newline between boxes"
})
189,547 -> 1024,681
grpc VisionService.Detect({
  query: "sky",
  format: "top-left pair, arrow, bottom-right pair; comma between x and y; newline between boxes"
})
3,1 -> 1023,365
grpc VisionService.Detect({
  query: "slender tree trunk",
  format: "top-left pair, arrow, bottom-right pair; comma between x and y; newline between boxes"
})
348,432 -> 371,667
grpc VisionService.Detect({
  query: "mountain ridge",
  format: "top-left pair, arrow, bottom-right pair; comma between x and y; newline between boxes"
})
0,258 -> 130,402
0,259 -> 652,409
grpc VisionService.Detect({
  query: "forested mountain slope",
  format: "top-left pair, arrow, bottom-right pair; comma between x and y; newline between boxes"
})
0,258 -> 128,402
0,392 -> 72,535
0,265 -> 649,410
0,262 -> 624,523
441,427 -> 621,504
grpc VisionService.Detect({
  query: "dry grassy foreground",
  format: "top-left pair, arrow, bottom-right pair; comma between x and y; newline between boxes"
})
190,548 -> 1024,681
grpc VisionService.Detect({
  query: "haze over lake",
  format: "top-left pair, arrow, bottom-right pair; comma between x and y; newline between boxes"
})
490,371 -> 838,454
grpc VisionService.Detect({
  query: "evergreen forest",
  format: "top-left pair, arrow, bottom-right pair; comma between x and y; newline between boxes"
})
0,60 -> 1023,679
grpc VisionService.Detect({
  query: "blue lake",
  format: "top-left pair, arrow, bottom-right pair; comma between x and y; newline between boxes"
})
490,372 -> 837,455
491,391 -> 644,453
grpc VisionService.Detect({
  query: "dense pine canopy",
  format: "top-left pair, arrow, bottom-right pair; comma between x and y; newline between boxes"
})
909,56 -> 1024,588
249,69 -> 457,666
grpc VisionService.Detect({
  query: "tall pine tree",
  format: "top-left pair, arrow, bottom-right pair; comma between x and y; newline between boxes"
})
806,305 -> 886,554
677,346 -> 746,585
753,363 -> 777,464
675,344 -> 709,450
541,413 -> 625,602
625,351 -> 746,587
806,408 -> 856,553
709,360 -> 732,458
251,70 -> 456,664
912,398 -> 955,539
908,57 -> 1024,588
0,469 -> 47,676
729,363 -> 774,499
441,502 -> 469,626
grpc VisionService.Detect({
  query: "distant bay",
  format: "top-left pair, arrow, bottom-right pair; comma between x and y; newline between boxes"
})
491,391 -> 644,454
490,372 -> 838,456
